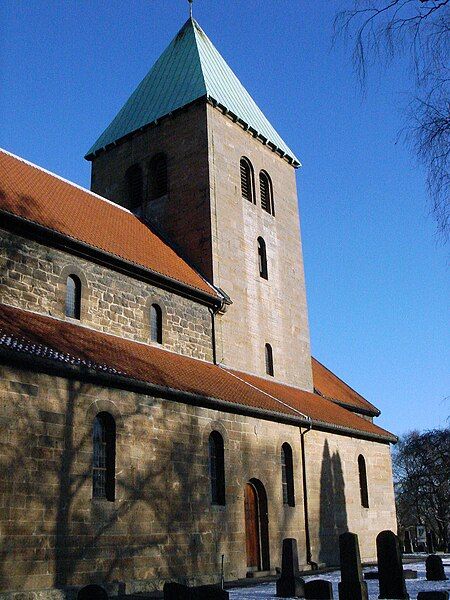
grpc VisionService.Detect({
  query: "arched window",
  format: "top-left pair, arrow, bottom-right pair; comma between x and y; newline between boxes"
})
281,443 -> 295,506
148,153 -> 168,200
257,237 -> 268,279
125,164 -> 143,210
209,431 -> 225,505
93,412 -> 116,502
150,303 -> 163,344
358,454 -> 369,508
240,157 -> 255,204
260,171 -> 274,215
265,343 -> 274,376
65,274 -> 82,319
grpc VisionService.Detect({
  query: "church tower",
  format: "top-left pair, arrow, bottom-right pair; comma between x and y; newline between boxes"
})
86,18 -> 313,391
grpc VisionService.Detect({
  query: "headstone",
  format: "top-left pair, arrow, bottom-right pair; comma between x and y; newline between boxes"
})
417,593 -> 449,600
426,554 -> 448,581
276,538 -> 305,598
164,582 -> 192,600
404,530 -> 413,554
427,531 -> 435,553
304,579 -> 333,599
376,530 -> 409,599
191,585 -> 229,600
77,585 -> 108,600
338,532 -> 368,600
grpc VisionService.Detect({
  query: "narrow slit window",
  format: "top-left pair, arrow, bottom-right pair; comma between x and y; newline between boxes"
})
281,443 -> 295,506
258,237 -> 268,279
92,412 -> 116,502
65,274 -> 82,320
240,157 -> 255,203
260,171 -> 274,215
148,153 -> 168,200
125,164 -> 143,210
209,431 -> 225,505
358,454 -> 369,508
265,343 -> 274,376
150,303 -> 163,344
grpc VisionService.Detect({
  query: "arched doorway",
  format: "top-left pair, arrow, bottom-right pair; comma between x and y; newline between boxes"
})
244,479 -> 270,572
77,585 -> 108,600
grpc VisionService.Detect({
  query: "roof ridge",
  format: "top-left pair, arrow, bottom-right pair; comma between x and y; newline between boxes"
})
0,147 -> 132,215
220,366 -> 311,421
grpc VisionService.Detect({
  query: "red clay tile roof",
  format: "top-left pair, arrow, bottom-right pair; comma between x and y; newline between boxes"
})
312,357 -> 380,416
0,149 -> 217,299
0,304 -> 396,442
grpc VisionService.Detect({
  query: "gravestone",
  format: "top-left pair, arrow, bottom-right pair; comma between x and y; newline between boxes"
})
304,579 -> 333,599
164,582 -> 192,600
376,530 -> 409,599
404,530 -> 413,554
426,554 -> 448,581
276,538 -> 305,598
77,585 -> 108,600
427,531 -> 435,553
417,593 -> 449,600
338,532 -> 368,600
192,585 -> 229,599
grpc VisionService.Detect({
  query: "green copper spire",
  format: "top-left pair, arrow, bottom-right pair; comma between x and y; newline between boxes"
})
86,19 -> 300,165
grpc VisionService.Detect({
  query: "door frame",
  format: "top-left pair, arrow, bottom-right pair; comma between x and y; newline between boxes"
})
244,478 -> 270,572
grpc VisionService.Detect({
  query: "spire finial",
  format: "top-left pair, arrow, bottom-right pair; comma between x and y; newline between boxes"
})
188,0 -> 193,19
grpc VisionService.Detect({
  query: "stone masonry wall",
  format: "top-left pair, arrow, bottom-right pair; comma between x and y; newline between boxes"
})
0,365 -> 307,597
0,365 -> 397,597
304,428 -> 397,566
207,105 -> 313,390
0,229 -> 213,361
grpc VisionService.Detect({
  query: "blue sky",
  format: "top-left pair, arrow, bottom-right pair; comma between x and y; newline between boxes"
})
1,0 -> 448,436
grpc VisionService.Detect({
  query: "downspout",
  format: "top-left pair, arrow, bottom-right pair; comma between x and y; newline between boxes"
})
209,307 -> 217,365
300,422 -> 315,568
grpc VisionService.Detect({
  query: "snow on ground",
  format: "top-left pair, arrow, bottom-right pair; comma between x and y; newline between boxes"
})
229,560 -> 450,599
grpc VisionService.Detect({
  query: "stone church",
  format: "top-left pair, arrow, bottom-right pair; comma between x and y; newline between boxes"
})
0,16 -> 397,598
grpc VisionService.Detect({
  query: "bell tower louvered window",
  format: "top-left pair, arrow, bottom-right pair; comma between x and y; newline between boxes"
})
281,443 -> 295,506
65,274 -> 82,320
260,171 -> 274,215
240,157 -> 255,203
209,431 -> 225,505
265,343 -> 274,376
257,237 -> 268,280
150,303 -> 163,344
92,412 -> 116,502
148,153 -> 168,200
125,164 -> 143,210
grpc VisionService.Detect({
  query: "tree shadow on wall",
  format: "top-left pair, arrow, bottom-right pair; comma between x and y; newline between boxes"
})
318,440 -> 348,566
0,359 -> 228,594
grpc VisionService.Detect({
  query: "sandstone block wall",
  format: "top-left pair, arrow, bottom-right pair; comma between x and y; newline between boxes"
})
304,428 -> 397,566
0,366 -> 307,596
0,230 -> 213,361
91,101 -> 313,391
206,105 -> 313,390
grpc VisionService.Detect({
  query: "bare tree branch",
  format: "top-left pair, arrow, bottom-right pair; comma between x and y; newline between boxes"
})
335,0 -> 450,241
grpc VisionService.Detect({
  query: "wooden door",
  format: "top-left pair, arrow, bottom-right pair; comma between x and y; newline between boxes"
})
244,483 -> 260,569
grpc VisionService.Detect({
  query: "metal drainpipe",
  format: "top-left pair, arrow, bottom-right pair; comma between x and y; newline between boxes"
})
209,307 -> 217,365
300,422 -> 315,567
